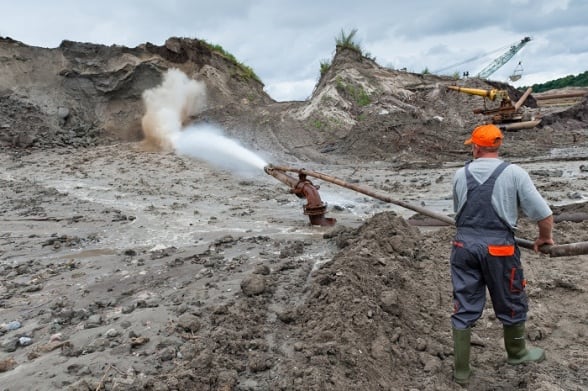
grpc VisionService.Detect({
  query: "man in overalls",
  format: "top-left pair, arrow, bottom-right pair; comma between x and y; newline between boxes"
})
450,124 -> 554,385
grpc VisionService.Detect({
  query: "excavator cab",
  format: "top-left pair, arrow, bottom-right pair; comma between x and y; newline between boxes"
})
509,62 -> 524,82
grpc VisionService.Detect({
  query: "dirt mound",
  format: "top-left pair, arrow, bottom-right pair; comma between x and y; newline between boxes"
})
0,36 -> 270,150
0,92 -> 102,149
3,36 -> 587,164
51,212 -> 453,390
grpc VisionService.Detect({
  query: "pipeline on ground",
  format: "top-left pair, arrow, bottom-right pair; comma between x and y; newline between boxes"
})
264,164 -> 588,258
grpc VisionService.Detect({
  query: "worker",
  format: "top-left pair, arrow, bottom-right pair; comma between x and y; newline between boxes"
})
450,124 -> 554,385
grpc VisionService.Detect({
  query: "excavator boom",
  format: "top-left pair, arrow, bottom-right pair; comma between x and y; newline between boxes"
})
446,85 -> 536,126
446,86 -> 509,102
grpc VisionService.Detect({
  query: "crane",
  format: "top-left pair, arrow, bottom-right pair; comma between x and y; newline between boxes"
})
434,37 -> 532,80
477,37 -> 531,79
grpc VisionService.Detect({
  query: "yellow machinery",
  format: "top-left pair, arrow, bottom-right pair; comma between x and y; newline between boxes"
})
447,85 -> 540,129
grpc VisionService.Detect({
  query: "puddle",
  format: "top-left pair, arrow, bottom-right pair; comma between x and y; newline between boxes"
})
57,248 -> 118,260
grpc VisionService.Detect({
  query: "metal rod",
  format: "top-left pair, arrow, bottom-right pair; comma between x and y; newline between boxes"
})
513,87 -> 533,111
269,165 -> 455,225
534,92 -> 587,100
266,165 -> 588,258
499,120 -> 541,131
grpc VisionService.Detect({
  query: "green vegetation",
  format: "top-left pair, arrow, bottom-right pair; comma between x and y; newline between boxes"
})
334,28 -> 375,61
522,70 -> 588,93
317,28 -> 379,83
335,77 -> 372,107
355,88 -> 371,106
421,67 -> 430,75
335,28 -> 362,52
312,119 -> 327,129
320,59 -> 331,77
202,40 -> 261,83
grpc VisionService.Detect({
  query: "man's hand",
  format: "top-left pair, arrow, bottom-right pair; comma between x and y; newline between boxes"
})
533,236 -> 554,253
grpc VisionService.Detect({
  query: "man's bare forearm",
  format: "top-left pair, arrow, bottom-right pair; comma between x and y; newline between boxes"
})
537,214 -> 554,241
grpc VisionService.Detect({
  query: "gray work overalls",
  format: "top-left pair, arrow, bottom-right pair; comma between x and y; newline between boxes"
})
450,161 -> 528,329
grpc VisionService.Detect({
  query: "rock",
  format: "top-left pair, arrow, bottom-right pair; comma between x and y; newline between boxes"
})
105,328 -> 120,338
121,305 -> 135,314
241,274 -> 266,296
253,264 -> 270,275
248,352 -> 271,372
159,347 -> 176,361
57,107 -> 70,119
1,338 -> 18,352
380,290 -> 400,316
276,309 -> 298,323
1,321 -> 21,332
420,353 -> 441,372
370,335 -> 391,360
85,314 -> 102,329
415,337 -> 427,351
0,357 -> 17,372
177,313 -> 201,333
18,336 -> 32,346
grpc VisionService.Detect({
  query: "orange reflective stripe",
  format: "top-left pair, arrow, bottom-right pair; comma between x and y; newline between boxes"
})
487,244 -> 515,256
509,268 -> 525,293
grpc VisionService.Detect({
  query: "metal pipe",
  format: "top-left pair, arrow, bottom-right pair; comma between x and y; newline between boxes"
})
269,165 -> 455,224
513,87 -> 533,111
499,119 -> 541,131
264,165 -> 335,226
268,165 -> 588,258
264,165 -> 299,188
534,92 -> 587,100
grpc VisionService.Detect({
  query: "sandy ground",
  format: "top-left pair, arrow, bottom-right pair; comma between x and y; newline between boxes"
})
1,142 -> 588,390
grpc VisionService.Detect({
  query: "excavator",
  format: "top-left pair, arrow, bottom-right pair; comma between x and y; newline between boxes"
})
446,85 -> 541,130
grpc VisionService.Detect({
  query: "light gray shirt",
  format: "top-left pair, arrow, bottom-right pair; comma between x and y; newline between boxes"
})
453,158 -> 552,230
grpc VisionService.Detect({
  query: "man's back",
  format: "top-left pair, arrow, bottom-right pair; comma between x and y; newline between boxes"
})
453,158 -> 551,229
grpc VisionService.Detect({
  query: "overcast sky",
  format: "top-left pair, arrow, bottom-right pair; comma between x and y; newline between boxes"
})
1,0 -> 586,101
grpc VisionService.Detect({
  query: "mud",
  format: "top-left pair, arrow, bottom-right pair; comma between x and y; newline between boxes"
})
1,142 -> 587,390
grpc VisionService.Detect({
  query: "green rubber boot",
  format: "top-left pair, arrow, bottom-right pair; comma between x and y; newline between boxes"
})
453,328 -> 472,385
503,323 -> 546,365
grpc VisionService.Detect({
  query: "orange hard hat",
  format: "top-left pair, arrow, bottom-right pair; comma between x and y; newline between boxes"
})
464,124 -> 503,147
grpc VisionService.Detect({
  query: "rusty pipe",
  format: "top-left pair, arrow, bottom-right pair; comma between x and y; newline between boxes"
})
514,238 -> 588,257
499,119 -> 542,131
270,165 -> 454,224
264,165 -> 299,188
264,165 -> 335,226
269,165 -> 588,257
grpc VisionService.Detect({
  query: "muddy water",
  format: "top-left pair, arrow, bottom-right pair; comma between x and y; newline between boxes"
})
1,143 -> 587,390
2,145 -> 586,260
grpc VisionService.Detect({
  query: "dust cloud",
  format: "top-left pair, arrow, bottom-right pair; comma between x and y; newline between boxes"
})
141,68 -> 267,174
141,68 -> 207,150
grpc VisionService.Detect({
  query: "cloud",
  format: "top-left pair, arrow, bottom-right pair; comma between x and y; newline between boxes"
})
1,0 -> 587,101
